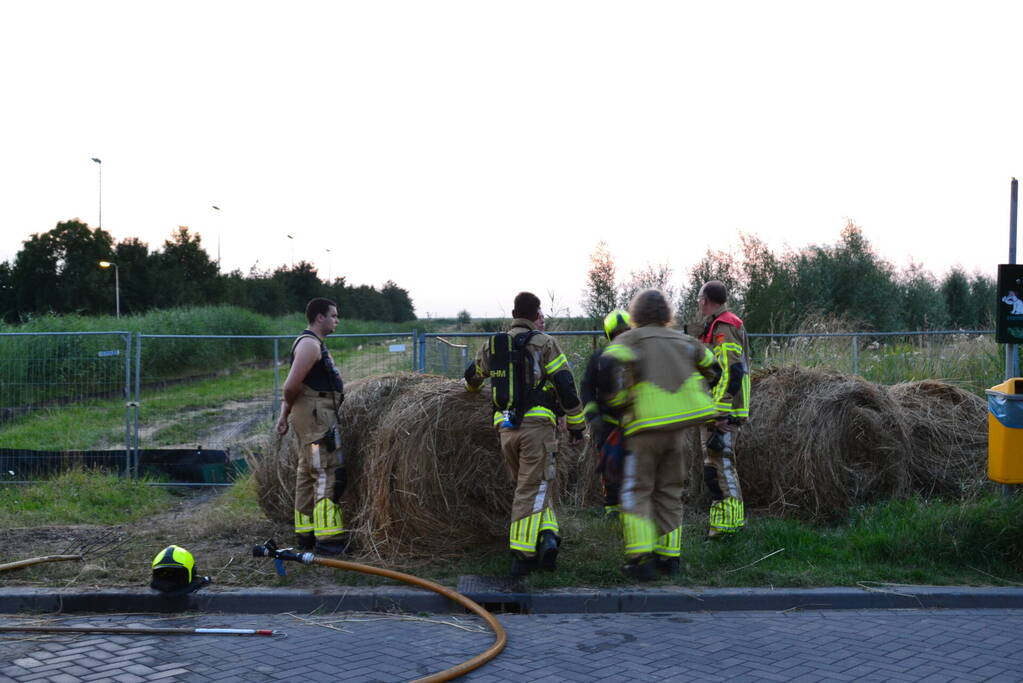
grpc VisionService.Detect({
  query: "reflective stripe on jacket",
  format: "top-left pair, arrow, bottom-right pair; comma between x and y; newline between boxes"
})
700,308 -> 750,420
602,325 -> 720,436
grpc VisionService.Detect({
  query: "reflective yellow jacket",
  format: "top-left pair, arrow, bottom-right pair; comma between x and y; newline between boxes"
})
602,325 -> 721,436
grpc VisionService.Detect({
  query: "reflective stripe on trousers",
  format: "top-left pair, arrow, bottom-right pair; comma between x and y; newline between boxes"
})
509,508 -> 558,554
294,442 -> 346,540
709,497 -> 745,532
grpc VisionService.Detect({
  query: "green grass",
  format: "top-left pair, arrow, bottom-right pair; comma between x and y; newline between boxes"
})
442,495 -> 1023,589
5,469 -> 1021,589
0,366 -> 273,450
0,469 -> 175,527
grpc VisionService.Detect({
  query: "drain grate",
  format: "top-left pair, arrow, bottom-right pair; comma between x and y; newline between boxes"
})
457,575 -> 529,613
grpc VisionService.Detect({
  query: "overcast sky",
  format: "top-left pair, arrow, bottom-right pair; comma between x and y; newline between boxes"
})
2,1 -> 1020,318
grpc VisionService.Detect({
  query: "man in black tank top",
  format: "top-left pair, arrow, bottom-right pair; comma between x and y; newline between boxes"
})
275,297 -> 349,555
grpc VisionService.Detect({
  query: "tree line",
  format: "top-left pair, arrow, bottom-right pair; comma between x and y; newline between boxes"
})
582,222 -> 997,332
0,220 -> 416,323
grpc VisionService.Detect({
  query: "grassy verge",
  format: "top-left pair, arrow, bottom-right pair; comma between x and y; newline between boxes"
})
0,469 -> 175,527
4,471 -> 1021,589
0,367 -> 274,450
1,339 -> 416,451
428,496 -> 1023,589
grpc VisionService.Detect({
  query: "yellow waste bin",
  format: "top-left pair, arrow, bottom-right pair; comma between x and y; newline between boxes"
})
987,378 -> 1023,484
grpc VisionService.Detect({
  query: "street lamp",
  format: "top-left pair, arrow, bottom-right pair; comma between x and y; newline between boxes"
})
325,248 -> 331,282
91,158 -> 102,228
286,234 -> 294,267
98,260 -> 119,319
212,205 -> 221,272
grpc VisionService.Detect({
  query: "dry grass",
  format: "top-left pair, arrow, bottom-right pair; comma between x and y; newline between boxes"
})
249,374 -> 594,560
250,367 -> 989,561
690,366 -> 989,520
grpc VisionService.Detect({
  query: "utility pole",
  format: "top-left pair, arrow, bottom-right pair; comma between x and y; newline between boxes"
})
91,158 -> 102,228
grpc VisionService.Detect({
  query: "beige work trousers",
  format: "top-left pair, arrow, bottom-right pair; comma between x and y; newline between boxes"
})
621,428 -> 688,536
699,423 -> 743,502
290,389 -> 344,540
499,419 -> 558,553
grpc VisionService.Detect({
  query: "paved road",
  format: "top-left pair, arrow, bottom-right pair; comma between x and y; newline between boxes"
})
2,609 -> 1021,682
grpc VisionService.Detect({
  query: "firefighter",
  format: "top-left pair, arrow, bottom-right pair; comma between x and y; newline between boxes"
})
464,292 -> 587,577
275,297 -> 349,556
697,280 -> 751,539
579,309 -> 632,518
602,289 -> 721,581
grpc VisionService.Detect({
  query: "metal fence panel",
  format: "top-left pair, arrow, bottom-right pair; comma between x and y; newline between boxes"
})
748,330 -> 999,395
134,335 -> 280,465
0,331 -> 132,482
125,332 -> 417,483
420,331 -> 602,382
0,327 -> 1002,485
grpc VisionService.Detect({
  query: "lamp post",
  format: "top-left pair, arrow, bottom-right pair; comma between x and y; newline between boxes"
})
98,260 -> 119,319
286,234 -> 294,267
212,205 -> 221,272
326,248 -> 332,283
91,158 -> 102,228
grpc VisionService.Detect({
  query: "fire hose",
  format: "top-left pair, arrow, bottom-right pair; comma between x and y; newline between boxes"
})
252,539 -> 507,683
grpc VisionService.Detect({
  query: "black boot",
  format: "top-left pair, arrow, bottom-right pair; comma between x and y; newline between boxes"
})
314,534 -> 353,557
295,533 -> 315,550
655,556 -> 681,576
509,552 -> 537,578
622,557 -> 657,582
536,531 -> 560,572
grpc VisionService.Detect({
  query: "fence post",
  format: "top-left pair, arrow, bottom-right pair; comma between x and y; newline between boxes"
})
417,332 -> 427,373
411,329 -> 417,371
123,332 -> 132,478
133,332 -> 143,478
851,334 -> 859,375
272,338 -> 280,421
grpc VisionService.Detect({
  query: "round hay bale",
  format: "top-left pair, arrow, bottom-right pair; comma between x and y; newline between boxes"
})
887,379 -> 988,499
251,373 -> 592,558
247,372 -> 436,525
684,366 -> 989,521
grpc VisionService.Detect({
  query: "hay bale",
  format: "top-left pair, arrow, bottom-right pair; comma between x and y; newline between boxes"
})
248,373 -> 433,525
251,373 -> 592,558
686,366 -> 988,521
888,380 -> 988,499
251,366 -> 988,550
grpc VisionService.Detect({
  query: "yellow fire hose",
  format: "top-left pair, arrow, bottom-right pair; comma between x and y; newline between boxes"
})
253,540 -> 507,683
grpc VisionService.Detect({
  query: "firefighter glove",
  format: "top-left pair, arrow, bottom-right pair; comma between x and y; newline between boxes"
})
569,429 -> 584,444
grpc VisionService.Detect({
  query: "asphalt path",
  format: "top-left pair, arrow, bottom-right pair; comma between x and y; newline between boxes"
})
2,608 -> 1022,682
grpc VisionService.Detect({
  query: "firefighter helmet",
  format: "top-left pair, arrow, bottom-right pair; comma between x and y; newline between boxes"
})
150,545 -> 195,593
602,310 -> 631,341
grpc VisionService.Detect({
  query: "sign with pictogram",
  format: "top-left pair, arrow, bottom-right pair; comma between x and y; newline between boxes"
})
996,264 -> 1023,343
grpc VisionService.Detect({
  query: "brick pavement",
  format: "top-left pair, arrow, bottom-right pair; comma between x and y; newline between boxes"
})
1,609 -> 1022,682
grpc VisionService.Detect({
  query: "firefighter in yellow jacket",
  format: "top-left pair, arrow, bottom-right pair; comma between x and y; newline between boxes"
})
602,289 -> 721,581
464,292 -> 587,577
698,280 -> 751,539
275,297 -> 349,556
